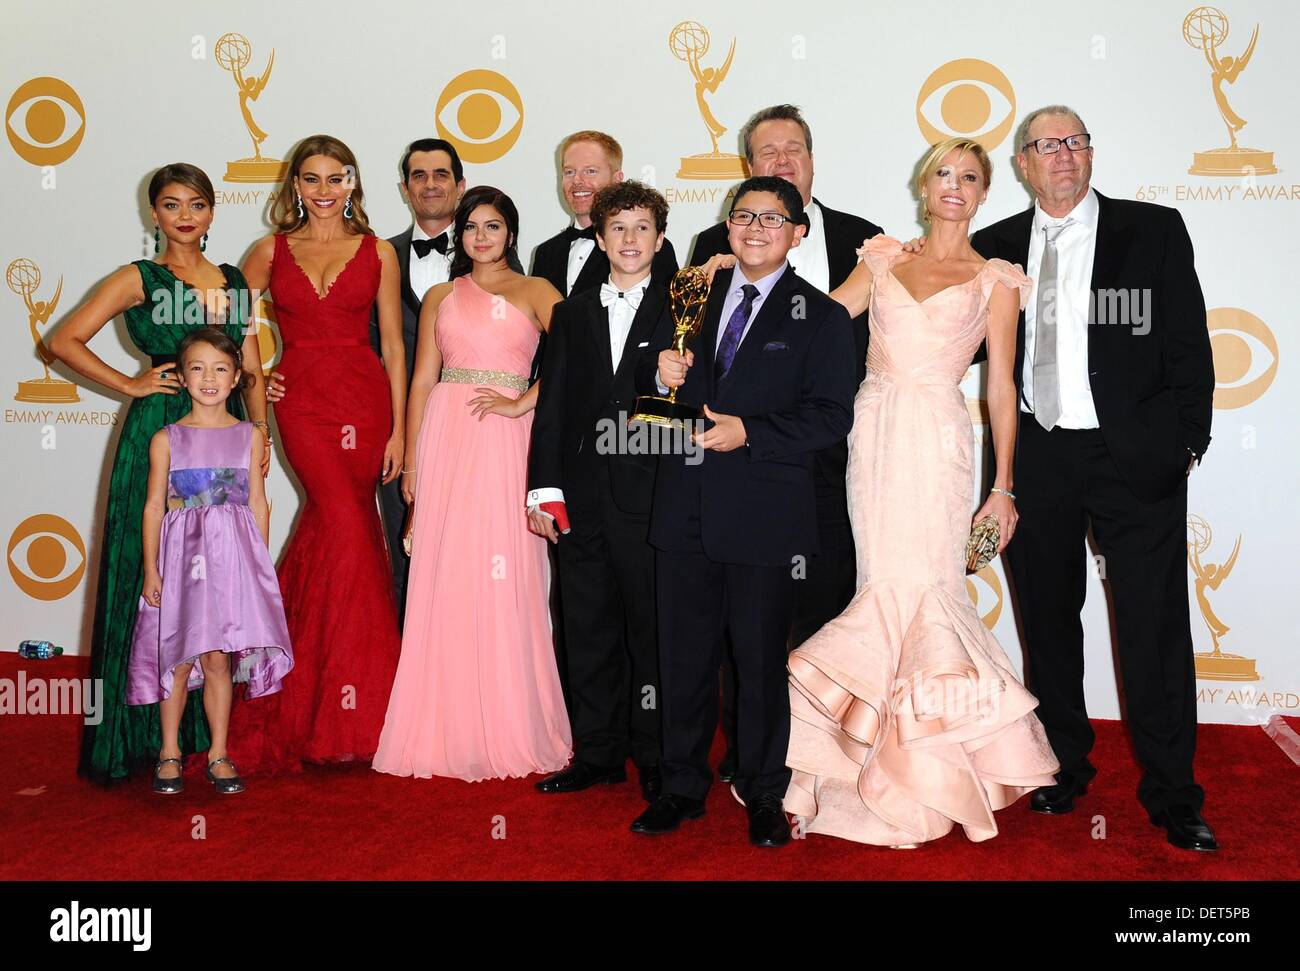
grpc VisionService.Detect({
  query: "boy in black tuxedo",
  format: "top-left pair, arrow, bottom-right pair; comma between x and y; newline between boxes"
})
526,181 -> 675,802
630,177 -> 856,847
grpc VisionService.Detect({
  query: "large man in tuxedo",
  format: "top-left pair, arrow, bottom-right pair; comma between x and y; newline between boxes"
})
689,104 -> 883,781
525,182 -> 674,804
368,139 -> 465,624
531,130 -> 679,297
971,106 -> 1217,851
630,177 -> 856,847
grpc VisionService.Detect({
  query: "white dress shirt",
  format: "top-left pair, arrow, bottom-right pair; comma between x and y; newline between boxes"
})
410,222 -> 453,301
785,199 -> 829,293
602,273 -> 651,369
1023,187 -> 1100,428
565,229 -> 597,295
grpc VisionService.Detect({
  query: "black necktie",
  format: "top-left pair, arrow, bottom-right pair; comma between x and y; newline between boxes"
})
563,225 -> 597,243
411,233 -> 450,259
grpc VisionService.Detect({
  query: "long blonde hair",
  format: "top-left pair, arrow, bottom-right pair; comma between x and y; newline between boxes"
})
272,134 -> 373,235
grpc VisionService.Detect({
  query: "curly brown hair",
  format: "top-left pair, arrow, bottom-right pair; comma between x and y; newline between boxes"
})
590,180 -> 668,237
271,134 -> 373,235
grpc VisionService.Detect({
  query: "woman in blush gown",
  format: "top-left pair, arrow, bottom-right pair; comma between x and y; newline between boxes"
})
783,138 -> 1060,846
373,186 -> 572,781
230,135 -> 406,774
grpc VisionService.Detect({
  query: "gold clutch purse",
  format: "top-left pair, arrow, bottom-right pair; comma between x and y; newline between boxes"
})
965,515 -> 1000,573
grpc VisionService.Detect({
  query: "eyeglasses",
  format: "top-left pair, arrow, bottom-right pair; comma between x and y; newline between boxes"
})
1022,133 -> 1092,155
728,209 -> 795,229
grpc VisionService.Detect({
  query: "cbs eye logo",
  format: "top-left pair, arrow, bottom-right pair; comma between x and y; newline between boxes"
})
6,77 -> 86,166
435,69 -> 523,164
1208,308 -> 1277,409
251,296 -> 281,376
8,513 -> 86,601
916,59 -> 1016,152
964,563 -> 1003,630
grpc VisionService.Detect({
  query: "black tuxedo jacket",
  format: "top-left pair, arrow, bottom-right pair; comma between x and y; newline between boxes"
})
634,266 -> 856,566
689,197 -> 882,490
528,283 -> 667,515
971,190 -> 1214,503
530,229 -> 680,298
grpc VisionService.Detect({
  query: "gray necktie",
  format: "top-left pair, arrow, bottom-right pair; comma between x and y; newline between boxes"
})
1032,219 -> 1072,431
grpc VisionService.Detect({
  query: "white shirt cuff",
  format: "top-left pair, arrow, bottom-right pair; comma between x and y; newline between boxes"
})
526,487 -> 565,514
654,369 -> 669,396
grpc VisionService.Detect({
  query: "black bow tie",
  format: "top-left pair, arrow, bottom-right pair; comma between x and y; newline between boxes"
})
563,224 -> 597,243
411,233 -> 450,259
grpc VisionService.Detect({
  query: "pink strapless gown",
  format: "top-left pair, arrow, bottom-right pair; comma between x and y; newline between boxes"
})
372,276 -> 572,781
783,236 -> 1060,845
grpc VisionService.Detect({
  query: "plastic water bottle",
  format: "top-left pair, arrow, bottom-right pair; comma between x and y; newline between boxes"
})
18,640 -> 64,659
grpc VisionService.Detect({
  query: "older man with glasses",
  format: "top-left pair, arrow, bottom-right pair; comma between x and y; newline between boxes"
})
970,105 -> 1217,851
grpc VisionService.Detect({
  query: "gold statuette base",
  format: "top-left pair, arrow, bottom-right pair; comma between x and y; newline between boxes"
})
628,394 -> 702,429
224,158 -> 290,184
676,153 -> 750,181
15,378 -> 80,403
1188,147 -> 1279,177
1194,651 -> 1261,682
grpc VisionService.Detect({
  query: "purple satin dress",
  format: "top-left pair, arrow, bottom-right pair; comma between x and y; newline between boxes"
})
126,422 -> 292,704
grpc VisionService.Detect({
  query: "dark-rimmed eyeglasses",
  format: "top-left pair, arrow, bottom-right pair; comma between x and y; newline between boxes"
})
728,209 -> 795,229
1022,133 -> 1092,155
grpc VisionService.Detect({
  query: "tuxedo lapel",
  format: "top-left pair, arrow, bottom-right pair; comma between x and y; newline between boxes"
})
392,227 -> 421,318
586,291 -> 615,380
1087,191 -> 1132,374
572,246 -> 610,296
723,265 -> 796,382
693,279 -> 729,401
815,199 -> 853,290
612,284 -> 665,391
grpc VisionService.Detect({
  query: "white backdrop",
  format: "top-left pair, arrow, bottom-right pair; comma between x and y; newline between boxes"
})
4,0 -> 1296,725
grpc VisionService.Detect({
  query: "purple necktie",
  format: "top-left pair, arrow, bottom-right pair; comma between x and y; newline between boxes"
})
714,284 -> 759,381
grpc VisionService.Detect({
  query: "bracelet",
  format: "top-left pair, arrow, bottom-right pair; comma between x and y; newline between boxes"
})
990,487 -> 1016,501
401,467 -> 417,474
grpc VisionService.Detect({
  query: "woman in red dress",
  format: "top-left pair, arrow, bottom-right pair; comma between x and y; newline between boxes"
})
231,134 -> 406,773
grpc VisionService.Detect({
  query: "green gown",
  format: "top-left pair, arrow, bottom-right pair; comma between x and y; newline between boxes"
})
79,260 -> 251,784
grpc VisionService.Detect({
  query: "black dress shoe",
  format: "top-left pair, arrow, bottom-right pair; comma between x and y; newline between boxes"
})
717,750 -> 738,783
638,764 -> 663,803
630,793 -> 705,835
1029,780 -> 1089,814
1150,805 -> 1219,852
747,793 -> 791,848
534,761 -> 626,794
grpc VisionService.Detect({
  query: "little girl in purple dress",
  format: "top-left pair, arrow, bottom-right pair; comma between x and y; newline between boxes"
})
126,327 -> 292,794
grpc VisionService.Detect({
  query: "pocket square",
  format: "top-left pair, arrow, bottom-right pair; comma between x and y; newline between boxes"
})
762,341 -> 789,351
637,341 -> 650,348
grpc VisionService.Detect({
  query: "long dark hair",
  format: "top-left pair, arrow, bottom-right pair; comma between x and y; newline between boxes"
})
177,326 -> 253,392
448,186 -> 520,280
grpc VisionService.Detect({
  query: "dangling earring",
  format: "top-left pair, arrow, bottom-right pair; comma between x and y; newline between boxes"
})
153,226 -> 160,254
343,196 -> 354,219
200,233 -> 208,253
296,193 -> 305,220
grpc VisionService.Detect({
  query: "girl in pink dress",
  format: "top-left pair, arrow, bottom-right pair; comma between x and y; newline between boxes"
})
373,187 -> 572,781
784,139 -> 1059,845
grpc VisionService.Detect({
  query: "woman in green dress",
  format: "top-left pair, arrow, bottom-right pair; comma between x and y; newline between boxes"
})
50,163 -> 273,785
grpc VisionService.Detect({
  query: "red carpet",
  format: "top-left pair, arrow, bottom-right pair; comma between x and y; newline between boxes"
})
2,653 -> 1297,881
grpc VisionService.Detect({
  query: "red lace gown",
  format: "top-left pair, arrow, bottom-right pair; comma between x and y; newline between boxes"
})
229,232 -> 401,774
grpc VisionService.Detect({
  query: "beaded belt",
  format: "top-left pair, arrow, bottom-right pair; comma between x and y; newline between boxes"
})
440,367 -> 529,393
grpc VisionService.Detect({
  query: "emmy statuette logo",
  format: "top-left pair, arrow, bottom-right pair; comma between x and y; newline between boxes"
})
1183,6 -> 1278,177
8,258 -> 78,404
669,21 -> 749,181
1187,515 -> 1258,682
215,32 -> 287,184
5,77 -> 85,166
